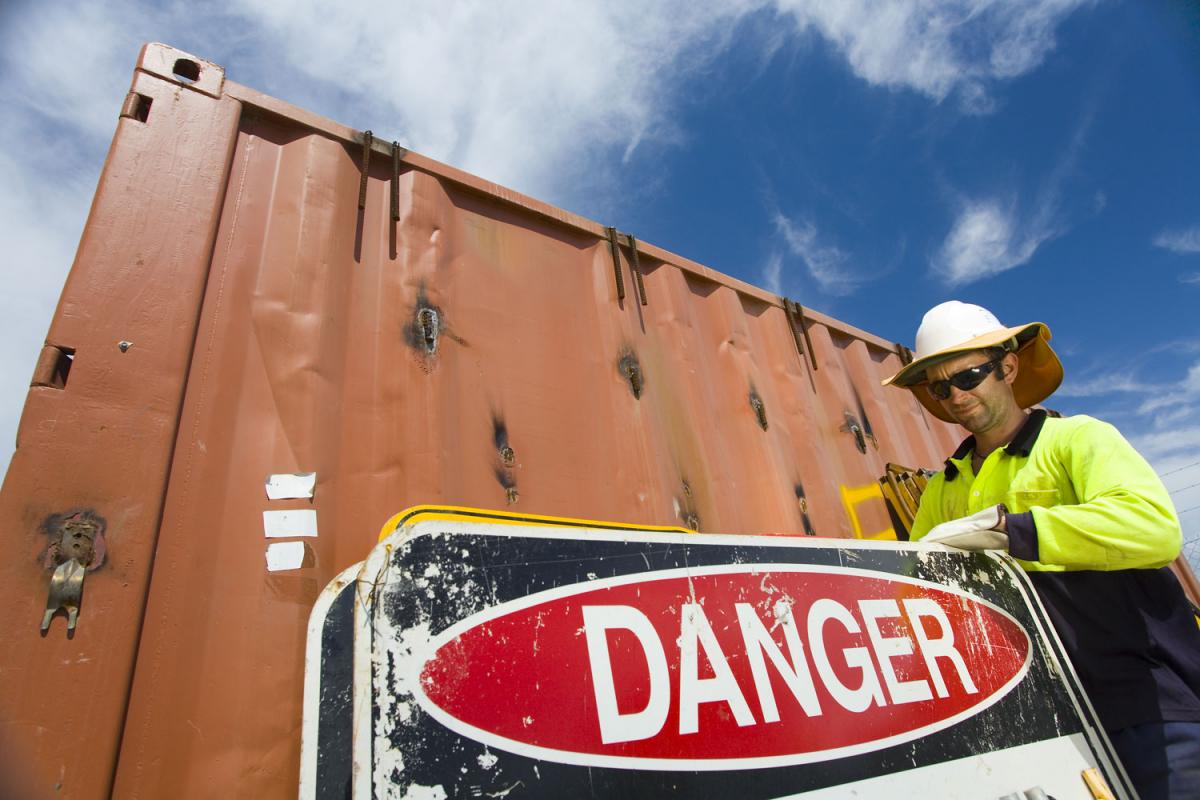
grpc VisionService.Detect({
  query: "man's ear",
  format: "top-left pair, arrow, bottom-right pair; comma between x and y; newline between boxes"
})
1001,352 -> 1019,385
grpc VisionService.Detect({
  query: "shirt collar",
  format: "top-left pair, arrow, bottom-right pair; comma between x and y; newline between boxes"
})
943,409 -> 1048,481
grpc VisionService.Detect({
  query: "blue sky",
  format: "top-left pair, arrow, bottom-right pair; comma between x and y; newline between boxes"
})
1,1 -> 1198,557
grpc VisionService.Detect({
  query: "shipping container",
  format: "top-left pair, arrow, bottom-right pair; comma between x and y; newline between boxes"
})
0,43 -> 1191,799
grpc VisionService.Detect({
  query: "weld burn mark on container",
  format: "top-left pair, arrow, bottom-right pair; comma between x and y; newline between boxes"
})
492,464 -> 519,504
794,483 -> 816,536
41,510 -> 108,571
492,415 -> 516,467
749,388 -> 768,431
677,478 -> 700,531
842,411 -> 868,455
850,384 -> 878,451
404,287 -> 446,368
492,416 -> 519,504
618,350 -> 643,399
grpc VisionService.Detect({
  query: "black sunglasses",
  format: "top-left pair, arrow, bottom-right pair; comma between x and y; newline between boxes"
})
926,358 -> 1003,401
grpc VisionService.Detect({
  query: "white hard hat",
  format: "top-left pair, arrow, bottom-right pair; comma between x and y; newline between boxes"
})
882,301 -> 1062,422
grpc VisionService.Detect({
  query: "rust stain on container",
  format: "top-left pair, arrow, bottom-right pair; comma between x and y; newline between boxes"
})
0,42 -> 1192,799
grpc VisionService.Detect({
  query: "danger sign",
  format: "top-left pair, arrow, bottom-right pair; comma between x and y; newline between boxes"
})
418,566 -> 1029,769
323,517 -> 1131,799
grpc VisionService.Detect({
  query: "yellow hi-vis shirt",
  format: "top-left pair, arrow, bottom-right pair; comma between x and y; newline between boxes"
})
910,413 -> 1181,572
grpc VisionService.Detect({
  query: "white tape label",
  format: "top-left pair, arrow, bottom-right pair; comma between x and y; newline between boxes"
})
265,472 -> 317,500
263,509 -> 318,538
266,541 -> 307,572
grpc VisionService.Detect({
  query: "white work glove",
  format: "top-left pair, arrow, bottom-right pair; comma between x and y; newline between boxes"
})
923,505 -> 1008,551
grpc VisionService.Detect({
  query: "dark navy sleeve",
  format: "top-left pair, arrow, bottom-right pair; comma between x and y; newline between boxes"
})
1006,511 -> 1039,562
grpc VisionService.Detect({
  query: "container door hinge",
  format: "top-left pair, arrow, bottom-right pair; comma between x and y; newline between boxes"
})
41,511 -> 105,635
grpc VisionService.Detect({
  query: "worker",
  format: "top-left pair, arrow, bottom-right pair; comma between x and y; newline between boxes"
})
883,300 -> 1200,800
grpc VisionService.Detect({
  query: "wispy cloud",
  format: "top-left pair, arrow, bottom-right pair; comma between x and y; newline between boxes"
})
762,251 -> 784,295
931,199 -> 1058,286
931,96 -> 1096,287
1182,273 -> 1200,286
1117,359 -> 1200,462
1056,373 -> 1146,399
772,213 -> 862,296
1154,225 -> 1200,255
769,0 -> 1092,112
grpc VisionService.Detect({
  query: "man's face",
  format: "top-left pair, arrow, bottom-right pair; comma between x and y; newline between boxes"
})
924,350 -> 1019,435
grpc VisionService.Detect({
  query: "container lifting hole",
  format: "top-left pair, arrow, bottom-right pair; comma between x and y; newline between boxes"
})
33,345 -> 74,390
172,58 -> 201,84
121,92 -> 152,123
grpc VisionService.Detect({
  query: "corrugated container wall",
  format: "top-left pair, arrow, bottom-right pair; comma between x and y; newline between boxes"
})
1,44 -> 1193,799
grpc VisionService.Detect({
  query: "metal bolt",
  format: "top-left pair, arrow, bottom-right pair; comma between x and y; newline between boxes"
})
118,341 -> 132,352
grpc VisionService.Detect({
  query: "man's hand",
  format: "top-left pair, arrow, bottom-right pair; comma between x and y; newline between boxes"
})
923,505 -> 1008,551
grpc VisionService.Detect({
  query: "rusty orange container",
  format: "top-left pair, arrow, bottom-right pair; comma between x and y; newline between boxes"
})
0,43 -> 1189,799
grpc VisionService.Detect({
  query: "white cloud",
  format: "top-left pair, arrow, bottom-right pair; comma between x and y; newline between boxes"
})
931,199 -> 1056,286
1056,373 -> 1145,399
1182,273 -> 1200,285
1154,225 -> 1200,254
0,0 -> 1095,470
1132,426 -> 1200,465
772,213 -> 862,296
931,87 -> 1094,287
770,0 -> 1091,111
224,0 -> 764,203
762,252 -> 784,295
1122,360 -> 1200,460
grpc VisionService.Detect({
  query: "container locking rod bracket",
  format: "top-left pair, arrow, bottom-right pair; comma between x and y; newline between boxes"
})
626,232 -> 648,306
783,298 -> 805,362
783,298 -> 817,372
390,141 -> 402,221
358,130 -> 374,210
795,301 -> 817,372
606,227 -> 626,302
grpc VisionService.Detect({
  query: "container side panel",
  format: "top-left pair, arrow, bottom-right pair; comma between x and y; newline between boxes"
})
0,68 -> 241,798
110,109 -> 964,796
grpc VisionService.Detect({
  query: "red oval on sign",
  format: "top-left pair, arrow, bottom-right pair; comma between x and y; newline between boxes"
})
415,565 -> 1030,769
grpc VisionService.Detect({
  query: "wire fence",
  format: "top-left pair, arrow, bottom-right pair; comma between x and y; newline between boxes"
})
1184,536 -> 1200,579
